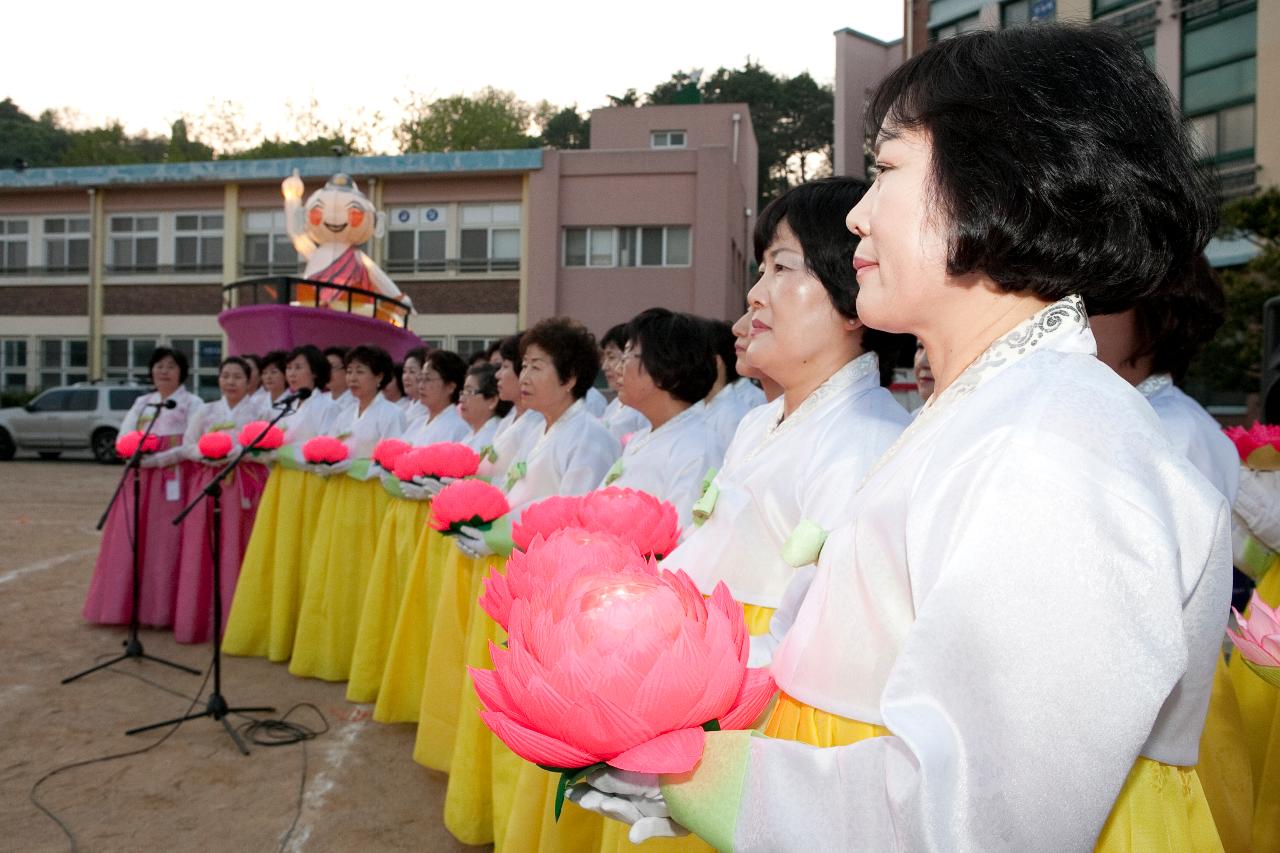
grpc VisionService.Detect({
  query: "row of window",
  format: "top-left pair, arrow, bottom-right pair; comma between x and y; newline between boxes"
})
564,226 -> 692,268
0,336 -> 225,398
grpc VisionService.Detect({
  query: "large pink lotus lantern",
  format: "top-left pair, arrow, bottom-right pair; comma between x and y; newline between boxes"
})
1228,591 -> 1280,688
238,421 -> 284,452
511,495 -> 585,552
396,442 -> 480,484
302,435 -> 349,465
469,529 -> 775,817
197,431 -> 234,461
1224,423 -> 1280,470
430,478 -> 510,536
116,430 -> 161,459
577,487 -> 680,558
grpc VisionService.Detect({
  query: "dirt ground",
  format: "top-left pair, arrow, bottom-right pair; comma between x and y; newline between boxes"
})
0,458 -> 490,853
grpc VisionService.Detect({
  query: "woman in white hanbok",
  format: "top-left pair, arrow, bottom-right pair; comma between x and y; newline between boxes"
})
598,322 -> 651,442
574,25 -> 1231,853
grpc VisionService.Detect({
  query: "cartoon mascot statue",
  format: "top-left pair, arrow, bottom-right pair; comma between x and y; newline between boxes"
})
281,169 -> 413,323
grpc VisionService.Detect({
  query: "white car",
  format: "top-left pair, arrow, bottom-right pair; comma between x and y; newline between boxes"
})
0,382 -> 148,463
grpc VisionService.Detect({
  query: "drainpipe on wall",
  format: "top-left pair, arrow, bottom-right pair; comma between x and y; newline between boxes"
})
87,188 -> 105,380
732,113 -> 741,165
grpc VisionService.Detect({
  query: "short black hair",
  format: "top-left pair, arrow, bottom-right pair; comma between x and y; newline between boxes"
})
753,177 -> 909,387
219,356 -> 251,380
600,323 -> 630,351
323,346 -> 349,362
1131,255 -> 1225,384
468,362 -> 514,418
345,345 -> 394,390
627,308 -> 717,405
425,349 -> 468,403
149,346 -> 189,384
867,24 -> 1215,314
703,318 -> 740,385
261,349 -> 288,374
242,353 -> 263,371
498,333 -> 523,374
404,346 -> 429,368
521,317 -> 601,399
286,344 -> 330,388
390,363 -> 406,396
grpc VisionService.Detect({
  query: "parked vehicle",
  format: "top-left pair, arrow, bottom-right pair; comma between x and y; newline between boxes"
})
0,382 -> 149,463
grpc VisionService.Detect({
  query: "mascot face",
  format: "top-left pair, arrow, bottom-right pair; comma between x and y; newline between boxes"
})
304,173 -> 377,246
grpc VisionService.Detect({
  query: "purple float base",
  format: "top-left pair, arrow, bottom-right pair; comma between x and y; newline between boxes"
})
218,305 -> 422,360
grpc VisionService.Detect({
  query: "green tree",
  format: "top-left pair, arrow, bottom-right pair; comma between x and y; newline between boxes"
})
395,87 -> 537,153
165,119 -> 215,163
649,62 -> 834,211
1187,189 -> 1280,398
534,102 -> 590,149
0,99 -> 71,167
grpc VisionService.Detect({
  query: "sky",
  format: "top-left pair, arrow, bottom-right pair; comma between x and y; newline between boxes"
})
2,0 -> 903,152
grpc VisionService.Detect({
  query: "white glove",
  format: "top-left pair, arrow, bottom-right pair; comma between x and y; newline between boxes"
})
456,525 -> 493,559
1236,468 -> 1280,552
312,459 -> 353,477
564,768 -> 688,844
399,481 -> 431,501
419,476 -> 446,498
138,454 -> 162,468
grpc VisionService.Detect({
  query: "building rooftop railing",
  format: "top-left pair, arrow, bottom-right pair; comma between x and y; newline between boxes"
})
223,276 -> 413,328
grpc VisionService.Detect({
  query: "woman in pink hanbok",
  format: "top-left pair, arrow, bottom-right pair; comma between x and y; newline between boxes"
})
171,357 -> 270,644
83,347 -> 203,627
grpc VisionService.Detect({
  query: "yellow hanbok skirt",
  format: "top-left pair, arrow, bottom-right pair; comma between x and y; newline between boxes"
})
1229,560 -> 1280,853
223,465 -> 327,661
346,497 -> 433,703
372,521 -> 452,723
413,547 -> 495,772
764,691 -> 1223,852
288,476 -> 392,681
1195,654 -> 1254,853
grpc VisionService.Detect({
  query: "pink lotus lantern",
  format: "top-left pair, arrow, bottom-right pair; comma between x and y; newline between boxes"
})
197,431 -> 234,461
116,430 -> 161,459
372,438 -> 413,472
577,487 -> 681,559
511,495 -> 585,552
302,435 -> 350,465
414,442 -> 482,480
1224,423 -> 1280,470
1228,592 -> 1280,688
429,478 -> 510,536
238,421 -> 285,452
469,530 -> 776,817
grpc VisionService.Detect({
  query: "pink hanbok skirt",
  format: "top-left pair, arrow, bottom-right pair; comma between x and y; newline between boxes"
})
82,446 -> 194,628
172,460 -> 269,644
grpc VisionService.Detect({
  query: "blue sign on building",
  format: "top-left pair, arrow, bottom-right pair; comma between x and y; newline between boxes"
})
1031,0 -> 1055,20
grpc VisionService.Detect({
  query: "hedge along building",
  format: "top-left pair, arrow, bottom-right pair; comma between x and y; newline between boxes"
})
0,102 -> 757,399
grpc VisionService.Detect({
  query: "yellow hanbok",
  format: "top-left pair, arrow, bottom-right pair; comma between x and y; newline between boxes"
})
372,521 -> 452,723
347,494 -> 433,703
223,464 -> 327,661
288,475 -> 392,681
1229,559 -> 1280,853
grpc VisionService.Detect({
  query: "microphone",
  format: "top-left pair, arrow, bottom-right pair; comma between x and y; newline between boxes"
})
146,398 -> 178,409
274,387 -> 313,408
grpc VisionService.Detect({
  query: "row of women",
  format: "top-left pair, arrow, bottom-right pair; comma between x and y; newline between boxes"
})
78,25 -> 1280,852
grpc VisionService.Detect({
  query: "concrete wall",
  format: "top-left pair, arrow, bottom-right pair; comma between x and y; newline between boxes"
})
1258,0 -> 1279,189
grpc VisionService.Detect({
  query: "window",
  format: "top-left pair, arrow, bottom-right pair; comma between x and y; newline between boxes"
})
110,388 -> 146,410
931,13 -> 983,41
0,219 -> 29,273
38,338 -> 88,389
1093,0 -> 1143,14
1182,6 -> 1256,162
174,213 -> 223,271
1,339 -> 28,391
460,203 -> 521,273
28,389 -> 72,412
651,130 -> 687,149
44,217 -> 90,272
420,337 -> 446,351
170,337 -> 223,400
242,210 -> 301,274
563,226 -> 692,267
64,389 -> 96,411
456,337 -> 501,360
1002,0 -> 1030,27
108,215 -> 159,272
105,337 -> 157,385
386,206 -> 448,273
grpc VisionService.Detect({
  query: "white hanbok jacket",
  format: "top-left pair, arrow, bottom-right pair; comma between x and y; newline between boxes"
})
462,415 -> 501,454
663,352 -> 910,609
503,399 -> 620,518
121,387 -> 203,468
401,403 -> 469,446
602,401 -> 724,532
600,396 -> 651,442
672,297 -> 1233,852
703,380 -> 759,453
1138,374 -> 1239,503
180,395 -> 269,461
326,394 -> 406,459
280,391 -> 335,447
477,408 -> 545,485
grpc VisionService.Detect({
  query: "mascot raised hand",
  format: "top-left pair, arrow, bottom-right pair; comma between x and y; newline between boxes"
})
281,169 -> 413,317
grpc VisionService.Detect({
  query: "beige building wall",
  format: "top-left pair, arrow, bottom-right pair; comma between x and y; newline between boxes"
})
833,29 -> 904,178
1258,0 -> 1279,189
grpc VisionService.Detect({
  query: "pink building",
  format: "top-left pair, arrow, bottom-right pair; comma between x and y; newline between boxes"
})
0,103 -> 756,397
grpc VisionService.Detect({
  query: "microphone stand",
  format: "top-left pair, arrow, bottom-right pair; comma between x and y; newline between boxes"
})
124,401 -> 299,753
65,400 -> 200,684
